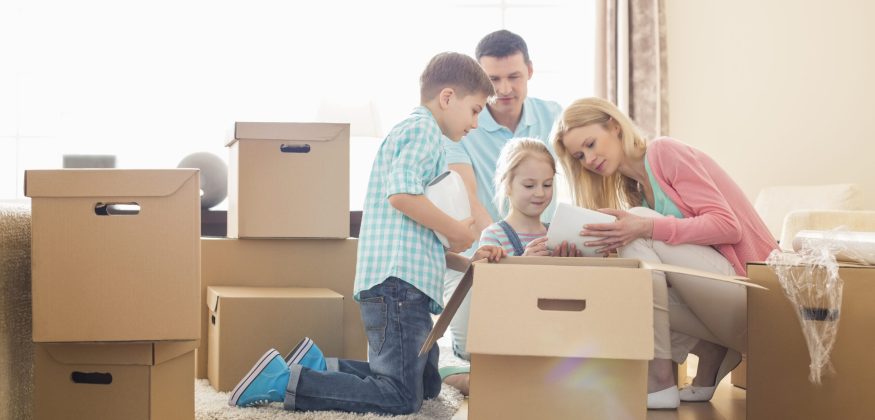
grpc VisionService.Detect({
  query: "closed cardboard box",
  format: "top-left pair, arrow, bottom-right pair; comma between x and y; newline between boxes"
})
425,257 -> 759,420
34,341 -> 196,420
198,237 -> 365,379
227,122 -> 350,239
748,262 -> 875,419
207,286 -> 344,391
25,169 -> 200,342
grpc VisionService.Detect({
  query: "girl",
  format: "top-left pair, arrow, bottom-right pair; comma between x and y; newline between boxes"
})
480,137 -> 581,257
552,97 -> 777,409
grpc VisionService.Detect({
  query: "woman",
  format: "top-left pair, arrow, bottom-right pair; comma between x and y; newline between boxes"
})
552,97 -> 776,409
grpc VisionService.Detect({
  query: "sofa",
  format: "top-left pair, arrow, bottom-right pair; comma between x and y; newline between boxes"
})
0,200 -> 32,420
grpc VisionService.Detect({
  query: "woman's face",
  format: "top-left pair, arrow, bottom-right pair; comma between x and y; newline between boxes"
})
561,122 -> 623,176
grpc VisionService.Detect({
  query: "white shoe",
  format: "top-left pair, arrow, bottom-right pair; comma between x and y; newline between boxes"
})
647,385 -> 680,410
680,349 -> 742,402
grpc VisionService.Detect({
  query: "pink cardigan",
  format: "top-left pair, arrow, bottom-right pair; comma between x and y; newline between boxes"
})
646,138 -> 777,276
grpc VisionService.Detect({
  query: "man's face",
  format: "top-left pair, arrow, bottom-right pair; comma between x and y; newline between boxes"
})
478,51 -> 533,118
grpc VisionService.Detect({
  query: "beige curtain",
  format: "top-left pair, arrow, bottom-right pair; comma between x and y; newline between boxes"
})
596,0 -> 669,139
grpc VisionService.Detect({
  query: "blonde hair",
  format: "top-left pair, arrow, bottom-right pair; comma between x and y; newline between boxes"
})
493,138 -> 556,217
552,97 -> 648,210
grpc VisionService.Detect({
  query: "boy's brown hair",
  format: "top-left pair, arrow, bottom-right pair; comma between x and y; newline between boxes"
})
420,52 -> 495,103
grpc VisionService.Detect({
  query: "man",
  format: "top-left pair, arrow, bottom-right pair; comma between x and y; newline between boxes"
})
440,29 -> 562,395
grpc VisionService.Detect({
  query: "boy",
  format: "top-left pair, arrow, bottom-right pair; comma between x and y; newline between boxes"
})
227,52 -> 503,415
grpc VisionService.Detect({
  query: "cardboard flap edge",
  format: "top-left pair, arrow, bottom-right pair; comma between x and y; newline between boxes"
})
229,122 -> 350,145
640,261 -> 768,290
419,266 -> 474,357
25,169 -> 198,198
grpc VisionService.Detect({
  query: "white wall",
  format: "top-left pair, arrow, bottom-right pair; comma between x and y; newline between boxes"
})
665,0 -> 875,208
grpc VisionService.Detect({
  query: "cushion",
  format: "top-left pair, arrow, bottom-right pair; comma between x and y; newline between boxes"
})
754,184 -> 863,239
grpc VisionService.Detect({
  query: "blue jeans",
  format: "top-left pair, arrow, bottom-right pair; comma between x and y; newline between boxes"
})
284,277 -> 442,414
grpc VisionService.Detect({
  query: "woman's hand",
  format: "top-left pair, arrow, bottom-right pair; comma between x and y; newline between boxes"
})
551,240 -> 583,257
472,245 -> 506,263
581,208 -> 653,255
522,237 -> 551,256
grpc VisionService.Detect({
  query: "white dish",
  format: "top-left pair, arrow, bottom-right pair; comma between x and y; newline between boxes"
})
425,170 -> 470,248
546,203 -> 617,256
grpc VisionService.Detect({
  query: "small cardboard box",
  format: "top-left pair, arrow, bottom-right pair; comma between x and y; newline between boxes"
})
25,169 -> 201,342
423,257 -> 760,420
227,122 -> 350,239
34,340 -> 196,420
747,262 -> 875,419
197,238 -> 365,379
207,286 -> 344,391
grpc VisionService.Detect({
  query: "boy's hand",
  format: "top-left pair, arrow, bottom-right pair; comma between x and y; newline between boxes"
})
551,240 -> 583,257
472,245 -> 506,263
446,217 -> 477,253
522,237 -> 551,256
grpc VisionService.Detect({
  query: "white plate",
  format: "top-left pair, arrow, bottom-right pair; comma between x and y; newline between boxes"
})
546,203 -> 617,256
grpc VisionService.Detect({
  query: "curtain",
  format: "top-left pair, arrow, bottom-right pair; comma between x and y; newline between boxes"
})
596,0 -> 669,139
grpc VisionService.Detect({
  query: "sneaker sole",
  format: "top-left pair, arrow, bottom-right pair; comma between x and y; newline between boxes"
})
228,349 -> 281,407
285,337 -> 314,367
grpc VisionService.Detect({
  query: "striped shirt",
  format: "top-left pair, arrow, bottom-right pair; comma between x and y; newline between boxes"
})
354,106 -> 448,314
479,221 -> 548,256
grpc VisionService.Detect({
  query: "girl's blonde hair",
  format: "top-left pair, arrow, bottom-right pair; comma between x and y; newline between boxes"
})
552,97 -> 647,210
493,138 -> 556,217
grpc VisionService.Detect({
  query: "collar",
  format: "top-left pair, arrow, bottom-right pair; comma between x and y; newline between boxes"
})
481,98 -> 534,133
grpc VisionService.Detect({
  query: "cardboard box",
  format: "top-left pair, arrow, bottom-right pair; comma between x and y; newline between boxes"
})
748,262 -> 875,419
227,122 -> 350,238
731,354 -> 746,389
207,286 -> 344,391
198,237 -> 365,379
34,341 -> 196,420
423,257 -> 761,420
25,169 -> 200,342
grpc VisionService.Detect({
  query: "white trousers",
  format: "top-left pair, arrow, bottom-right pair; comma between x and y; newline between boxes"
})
443,268 -> 472,361
620,207 -> 746,363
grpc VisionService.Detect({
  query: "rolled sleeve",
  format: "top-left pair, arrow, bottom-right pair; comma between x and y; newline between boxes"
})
386,169 -> 424,196
385,123 -> 441,197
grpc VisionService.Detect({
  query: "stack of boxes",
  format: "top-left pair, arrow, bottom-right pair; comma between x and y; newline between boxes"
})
25,169 -> 201,420
200,122 -> 367,391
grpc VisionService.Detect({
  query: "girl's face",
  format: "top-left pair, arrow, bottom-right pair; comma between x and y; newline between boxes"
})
508,155 -> 554,218
561,122 -> 624,176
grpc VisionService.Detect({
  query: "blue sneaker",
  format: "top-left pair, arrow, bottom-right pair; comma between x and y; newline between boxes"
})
228,349 -> 290,407
285,337 -> 327,371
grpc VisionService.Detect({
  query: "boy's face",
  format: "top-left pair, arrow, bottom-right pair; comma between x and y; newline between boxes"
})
442,91 -> 487,142
479,52 -> 533,118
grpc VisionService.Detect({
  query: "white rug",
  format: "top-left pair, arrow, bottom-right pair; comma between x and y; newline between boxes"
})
195,339 -> 469,420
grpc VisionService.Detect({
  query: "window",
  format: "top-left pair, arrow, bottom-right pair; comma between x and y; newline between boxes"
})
1,0 -> 596,206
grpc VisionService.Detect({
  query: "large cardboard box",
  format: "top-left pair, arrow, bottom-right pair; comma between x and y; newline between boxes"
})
424,257 -> 760,420
34,341 -> 196,420
207,286 -> 344,391
25,169 -> 200,342
227,122 -> 349,238
198,237 -> 365,379
748,262 -> 875,419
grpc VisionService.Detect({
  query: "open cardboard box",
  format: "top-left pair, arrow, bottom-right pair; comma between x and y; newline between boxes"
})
422,256 -> 763,420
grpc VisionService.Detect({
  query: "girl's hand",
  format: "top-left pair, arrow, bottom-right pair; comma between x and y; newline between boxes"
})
472,245 -> 506,263
580,208 -> 653,255
551,240 -> 583,257
522,237 -> 551,256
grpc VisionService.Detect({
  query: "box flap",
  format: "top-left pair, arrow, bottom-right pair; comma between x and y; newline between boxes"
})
227,122 -> 350,146
153,340 -> 199,365
42,342 -> 157,366
208,286 -> 343,313
25,169 -> 198,198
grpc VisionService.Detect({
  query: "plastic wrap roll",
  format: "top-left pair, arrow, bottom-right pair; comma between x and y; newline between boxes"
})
792,230 -> 875,265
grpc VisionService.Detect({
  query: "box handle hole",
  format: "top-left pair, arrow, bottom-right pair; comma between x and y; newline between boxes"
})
537,298 -> 586,312
71,371 -> 113,385
280,144 -> 311,154
94,202 -> 140,216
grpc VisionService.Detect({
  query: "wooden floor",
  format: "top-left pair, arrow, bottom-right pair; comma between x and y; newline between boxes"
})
452,360 -> 747,420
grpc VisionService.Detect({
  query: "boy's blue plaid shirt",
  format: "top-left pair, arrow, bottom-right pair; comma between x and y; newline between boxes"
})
354,106 -> 449,314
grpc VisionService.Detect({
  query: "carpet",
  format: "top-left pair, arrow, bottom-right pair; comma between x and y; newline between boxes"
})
195,339 -> 468,420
